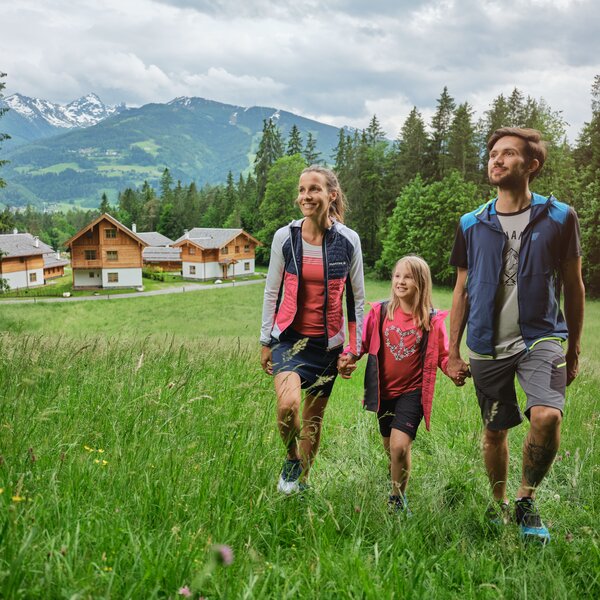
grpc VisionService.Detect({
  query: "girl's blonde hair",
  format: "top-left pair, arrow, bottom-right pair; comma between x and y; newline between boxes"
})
386,255 -> 434,330
300,165 -> 348,223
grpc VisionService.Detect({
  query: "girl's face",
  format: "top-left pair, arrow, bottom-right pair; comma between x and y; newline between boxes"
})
392,262 -> 418,304
297,172 -> 335,221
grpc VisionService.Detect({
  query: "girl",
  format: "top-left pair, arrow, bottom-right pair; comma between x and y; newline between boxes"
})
260,165 -> 365,494
339,256 -> 462,510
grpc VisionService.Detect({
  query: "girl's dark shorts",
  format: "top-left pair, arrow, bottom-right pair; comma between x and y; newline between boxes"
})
377,388 -> 423,439
271,328 -> 342,398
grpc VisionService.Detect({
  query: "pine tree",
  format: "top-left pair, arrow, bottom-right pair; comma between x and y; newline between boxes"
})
99,192 -> 111,214
334,128 -> 348,173
427,87 -> 456,180
303,132 -> 321,165
254,119 -> 284,201
286,124 -> 303,156
447,103 -> 480,181
0,72 -> 10,189
159,168 -> 174,205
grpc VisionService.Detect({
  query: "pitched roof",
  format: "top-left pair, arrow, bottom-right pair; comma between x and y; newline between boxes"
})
64,213 -> 149,247
136,231 -> 174,247
173,228 -> 261,249
43,252 -> 70,269
0,232 -> 50,258
142,246 -> 182,262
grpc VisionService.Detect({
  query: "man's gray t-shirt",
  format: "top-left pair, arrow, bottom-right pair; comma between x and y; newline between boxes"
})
469,206 -> 531,360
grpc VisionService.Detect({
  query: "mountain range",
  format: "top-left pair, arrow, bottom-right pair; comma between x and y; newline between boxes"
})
0,93 -> 343,209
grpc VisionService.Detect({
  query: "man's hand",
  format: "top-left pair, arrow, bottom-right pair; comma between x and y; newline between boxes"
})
447,355 -> 471,387
566,347 -> 580,386
337,354 -> 357,379
261,345 -> 273,375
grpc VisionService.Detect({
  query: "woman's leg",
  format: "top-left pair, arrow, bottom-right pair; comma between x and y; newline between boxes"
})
299,392 -> 329,478
274,371 -> 303,459
389,429 -> 413,497
382,436 -> 391,474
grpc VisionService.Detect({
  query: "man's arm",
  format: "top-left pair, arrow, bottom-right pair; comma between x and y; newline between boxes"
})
448,267 -> 470,383
561,256 -> 585,385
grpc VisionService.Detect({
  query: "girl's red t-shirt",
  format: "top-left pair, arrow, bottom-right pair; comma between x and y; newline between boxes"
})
379,307 -> 423,400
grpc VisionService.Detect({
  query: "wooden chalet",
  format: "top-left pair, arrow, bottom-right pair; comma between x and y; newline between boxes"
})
65,213 -> 148,289
173,228 -> 261,281
0,230 -> 68,290
136,231 -> 182,272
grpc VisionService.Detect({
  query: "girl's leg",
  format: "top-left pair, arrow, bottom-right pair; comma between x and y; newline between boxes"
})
299,392 -> 329,478
274,371 -> 303,460
389,429 -> 413,497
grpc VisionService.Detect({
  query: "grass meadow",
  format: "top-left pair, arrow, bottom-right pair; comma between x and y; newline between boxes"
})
0,281 -> 599,599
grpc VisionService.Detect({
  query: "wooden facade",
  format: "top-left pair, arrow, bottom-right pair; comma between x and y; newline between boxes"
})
65,214 -> 148,289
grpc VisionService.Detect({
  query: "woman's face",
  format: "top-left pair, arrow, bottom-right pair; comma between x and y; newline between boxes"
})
297,171 -> 335,221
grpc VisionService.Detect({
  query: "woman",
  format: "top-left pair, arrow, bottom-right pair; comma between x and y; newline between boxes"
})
260,165 -> 364,494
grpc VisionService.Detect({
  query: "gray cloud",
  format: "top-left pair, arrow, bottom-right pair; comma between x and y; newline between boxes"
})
1,0 -> 598,140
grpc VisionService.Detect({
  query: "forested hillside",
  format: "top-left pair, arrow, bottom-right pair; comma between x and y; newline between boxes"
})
2,78 -> 600,294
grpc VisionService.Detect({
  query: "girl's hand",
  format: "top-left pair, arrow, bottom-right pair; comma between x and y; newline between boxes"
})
337,354 -> 357,379
261,345 -> 273,375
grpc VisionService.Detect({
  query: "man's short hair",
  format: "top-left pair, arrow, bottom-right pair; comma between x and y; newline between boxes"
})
487,127 -> 548,181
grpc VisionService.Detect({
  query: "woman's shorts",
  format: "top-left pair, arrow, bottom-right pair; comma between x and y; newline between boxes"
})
271,328 -> 342,398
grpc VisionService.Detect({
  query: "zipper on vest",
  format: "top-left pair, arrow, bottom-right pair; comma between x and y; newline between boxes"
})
322,231 -> 329,348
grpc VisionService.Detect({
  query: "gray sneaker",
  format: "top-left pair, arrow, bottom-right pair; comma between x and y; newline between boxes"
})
277,459 -> 303,495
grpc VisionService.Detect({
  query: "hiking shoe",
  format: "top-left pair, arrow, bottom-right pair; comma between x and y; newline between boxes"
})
485,500 -> 511,527
277,459 -> 303,495
515,497 -> 551,545
388,494 -> 412,516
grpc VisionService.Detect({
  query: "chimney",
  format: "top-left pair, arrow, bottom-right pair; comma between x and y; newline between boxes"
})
131,223 -> 137,233
184,229 -> 189,240
56,251 -> 61,260
13,228 -> 18,235
34,236 -> 40,248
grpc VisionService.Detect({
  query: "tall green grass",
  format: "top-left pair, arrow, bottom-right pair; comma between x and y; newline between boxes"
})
0,284 -> 598,598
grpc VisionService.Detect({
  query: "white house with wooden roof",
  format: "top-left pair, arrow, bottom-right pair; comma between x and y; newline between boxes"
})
136,230 -> 182,272
0,230 -> 69,290
173,228 -> 261,281
65,213 -> 148,289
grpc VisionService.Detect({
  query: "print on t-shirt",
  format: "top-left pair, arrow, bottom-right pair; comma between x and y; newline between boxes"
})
384,324 -> 422,361
503,246 -> 519,286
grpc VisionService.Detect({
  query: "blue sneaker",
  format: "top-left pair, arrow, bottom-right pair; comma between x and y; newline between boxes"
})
486,500 -> 510,528
515,497 -> 551,545
388,494 -> 412,516
277,459 -> 303,495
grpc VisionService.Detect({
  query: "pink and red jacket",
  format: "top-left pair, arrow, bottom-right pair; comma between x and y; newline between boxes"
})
260,218 -> 365,354
347,302 -> 450,431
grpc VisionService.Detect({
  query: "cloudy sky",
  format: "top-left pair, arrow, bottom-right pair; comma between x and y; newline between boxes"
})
1,0 -> 599,140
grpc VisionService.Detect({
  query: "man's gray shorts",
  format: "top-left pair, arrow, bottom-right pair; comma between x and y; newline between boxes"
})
470,341 -> 566,431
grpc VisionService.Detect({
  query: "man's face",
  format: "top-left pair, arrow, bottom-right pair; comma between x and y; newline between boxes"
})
488,136 -> 536,189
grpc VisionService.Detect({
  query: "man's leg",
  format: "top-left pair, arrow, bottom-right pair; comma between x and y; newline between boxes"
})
518,406 -> 562,498
483,428 -> 509,502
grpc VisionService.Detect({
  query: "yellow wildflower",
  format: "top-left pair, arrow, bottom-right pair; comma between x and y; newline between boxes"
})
12,495 -> 25,502
84,445 -> 95,452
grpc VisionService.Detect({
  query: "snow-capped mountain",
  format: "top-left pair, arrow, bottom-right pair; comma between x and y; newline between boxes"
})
4,93 -> 124,129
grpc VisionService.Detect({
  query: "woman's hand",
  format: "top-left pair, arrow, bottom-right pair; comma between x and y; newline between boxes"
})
337,354 -> 357,379
261,345 -> 273,375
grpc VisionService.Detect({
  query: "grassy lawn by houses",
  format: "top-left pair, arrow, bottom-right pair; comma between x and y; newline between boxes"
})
0,281 -> 598,598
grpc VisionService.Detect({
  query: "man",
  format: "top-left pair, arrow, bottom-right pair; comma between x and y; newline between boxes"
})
448,127 -> 585,544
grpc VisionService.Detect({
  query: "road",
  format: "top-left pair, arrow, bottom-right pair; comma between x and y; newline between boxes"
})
0,278 -> 266,304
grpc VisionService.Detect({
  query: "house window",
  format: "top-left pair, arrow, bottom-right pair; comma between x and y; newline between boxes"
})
221,247 -> 229,255
189,246 -> 196,255
105,228 -> 117,239
244,262 -> 250,271
29,272 -> 37,283
244,244 -> 250,252
235,246 -> 240,253
85,250 -> 97,260
107,250 -> 118,261
89,272 -> 95,278
189,265 -> 196,275
107,272 -> 119,283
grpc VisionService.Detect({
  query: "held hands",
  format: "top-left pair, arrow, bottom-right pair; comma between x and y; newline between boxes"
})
261,345 -> 273,375
337,354 -> 357,379
447,355 -> 471,387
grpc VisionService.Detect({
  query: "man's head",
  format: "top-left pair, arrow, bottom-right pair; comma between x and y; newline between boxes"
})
487,127 -> 547,188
